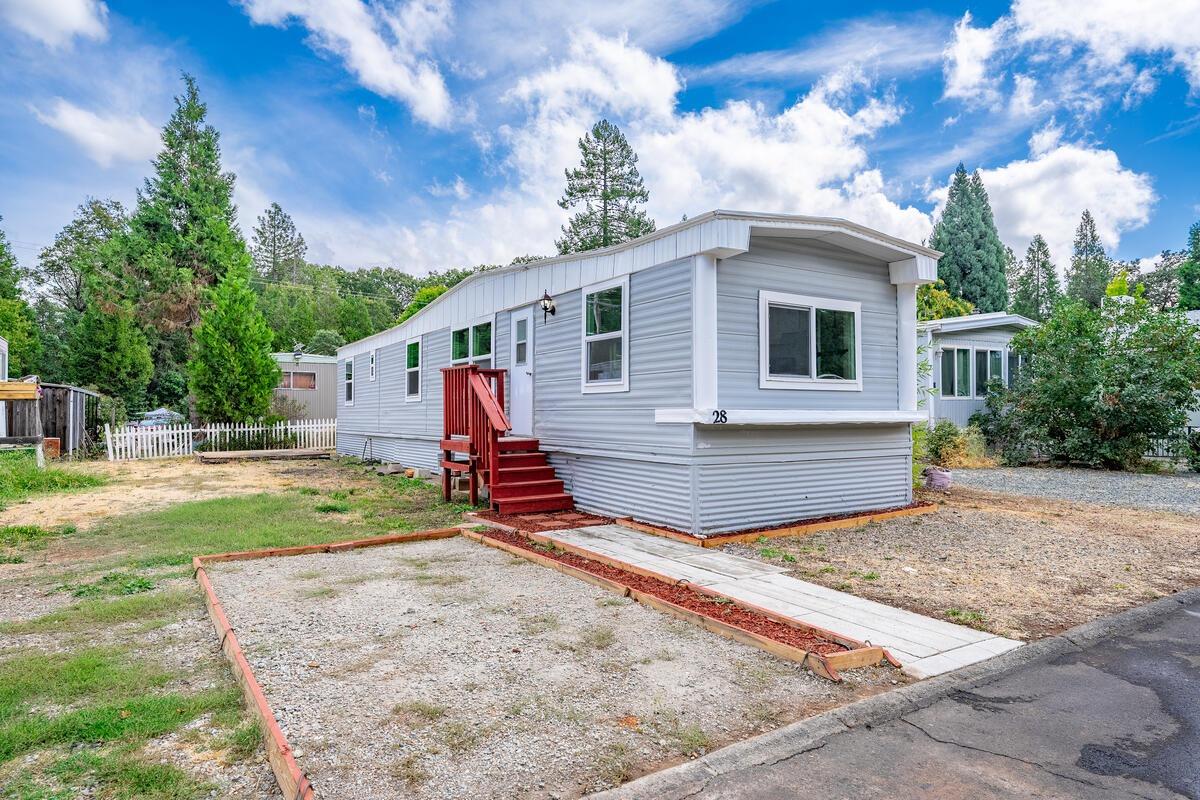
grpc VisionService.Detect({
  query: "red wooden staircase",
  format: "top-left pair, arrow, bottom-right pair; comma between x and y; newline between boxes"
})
441,364 -> 574,514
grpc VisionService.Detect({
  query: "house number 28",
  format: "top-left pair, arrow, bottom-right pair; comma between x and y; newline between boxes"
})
711,409 -> 728,424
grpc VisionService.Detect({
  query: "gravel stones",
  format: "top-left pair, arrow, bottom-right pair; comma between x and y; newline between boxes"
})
952,466 -> 1200,515
208,537 -> 897,799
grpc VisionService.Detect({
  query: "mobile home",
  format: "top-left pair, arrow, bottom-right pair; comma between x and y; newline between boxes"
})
919,312 -> 1037,428
337,211 -> 939,536
272,352 -> 338,420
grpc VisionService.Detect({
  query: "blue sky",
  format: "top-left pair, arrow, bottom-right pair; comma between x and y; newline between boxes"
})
1,0 -> 1197,276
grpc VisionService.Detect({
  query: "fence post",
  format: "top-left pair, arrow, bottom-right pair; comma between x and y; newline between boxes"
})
104,423 -> 114,461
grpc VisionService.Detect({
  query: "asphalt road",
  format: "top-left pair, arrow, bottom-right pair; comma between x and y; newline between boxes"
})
697,593 -> 1199,799
598,591 -> 1200,800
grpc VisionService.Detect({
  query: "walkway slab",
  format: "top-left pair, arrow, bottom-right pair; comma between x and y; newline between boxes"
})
549,524 -> 1022,678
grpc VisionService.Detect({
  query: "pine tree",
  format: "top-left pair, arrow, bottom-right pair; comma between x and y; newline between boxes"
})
35,199 -> 127,313
556,120 -> 656,254
929,165 -> 1008,312
113,74 -> 250,406
68,302 -> 154,411
188,263 -> 279,422
1178,221 -> 1200,311
251,202 -> 307,282
0,216 -> 40,376
0,216 -> 22,301
1010,234 -> 1061,321
1065,210 -> 1113,308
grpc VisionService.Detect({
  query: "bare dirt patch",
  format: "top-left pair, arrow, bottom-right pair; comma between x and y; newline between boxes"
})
0,457 -> 364,532
723,486 -> 1200,641
208,536 -> 901,799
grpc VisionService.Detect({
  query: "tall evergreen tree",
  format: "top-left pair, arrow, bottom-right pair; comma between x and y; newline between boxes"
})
1178,221 -> 1200,311
68,302 -> 154,412
35,199 -> 127,313
1009,234 -> 1061,321
1065,210 -> 1113,308
556,120 -> 655,254
188,263 -> 279,422
929,164 -> 1008,312
0,215 -> 22,301
114,74 -> 249,406
251,202 -> 307,282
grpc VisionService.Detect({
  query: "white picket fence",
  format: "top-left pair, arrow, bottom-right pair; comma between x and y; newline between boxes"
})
104,418 -> 337,461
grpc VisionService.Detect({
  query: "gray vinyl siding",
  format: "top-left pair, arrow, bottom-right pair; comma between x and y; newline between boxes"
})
717,237 -> 899,410
548,452 -> 694,531
273,360 -> 337,419
930,328 -> 1018,427
534,258 -> 693,454
692,425 -> 912,534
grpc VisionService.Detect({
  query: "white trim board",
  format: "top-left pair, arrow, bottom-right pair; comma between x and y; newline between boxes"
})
654,408 -> 927,425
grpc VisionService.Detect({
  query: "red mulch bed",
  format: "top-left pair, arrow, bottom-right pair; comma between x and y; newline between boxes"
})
478,528 -> 847,656
472,510 -> 614,532
632,501 -> 937,542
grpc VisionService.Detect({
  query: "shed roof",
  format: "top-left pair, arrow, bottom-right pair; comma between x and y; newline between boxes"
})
338,210 -> 941,359
917,311 -> 1038,335
272,353 -> 338,365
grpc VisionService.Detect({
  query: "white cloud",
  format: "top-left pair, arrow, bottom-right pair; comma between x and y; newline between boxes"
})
931,142 -> 1155,270
690,17 -> 947,84
427,175 -> 470,199
237,0 -> 454,127
31,98 -> 159,167
298,32 -> 937,271
942,12 -> 1007,105
0,0 -> 107,48
1027,119 -> 1062,155
1012,0 -> 1200,89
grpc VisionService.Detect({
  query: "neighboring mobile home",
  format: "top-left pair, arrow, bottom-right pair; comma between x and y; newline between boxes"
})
273,352 -> 337,420
337,211 -> 939,536
918,312 -> 1038,428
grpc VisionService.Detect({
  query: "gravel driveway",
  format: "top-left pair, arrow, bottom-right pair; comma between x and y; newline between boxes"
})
952,466 -> 1200,515
208,537 -> 898,800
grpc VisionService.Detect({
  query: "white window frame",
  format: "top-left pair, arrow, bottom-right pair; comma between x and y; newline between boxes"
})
278,370 -> 317,391
369,349 -> 377,381
580,275 -> 630,394
450,314 -> 496,368
405,337 -> 421,403
938,346 -> 972,399
758,291 -> 862,392
344,358 -> 354,406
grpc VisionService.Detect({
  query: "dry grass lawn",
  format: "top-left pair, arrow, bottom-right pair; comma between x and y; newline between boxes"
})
724,486 -> 1200,641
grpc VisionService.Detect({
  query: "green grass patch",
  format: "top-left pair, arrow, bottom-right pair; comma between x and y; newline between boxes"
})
219,720 -> 261,762
49,748 -> 215,799
314,501 -> 351,514
0,554 -> 24,564
946,608 -> 987,628
0,649 -> 171,723
0,524 -> 75,549
0,591 -> 194,635
0,451 -> 104,511
63,573 -> 156,598
0,686 -> 240,763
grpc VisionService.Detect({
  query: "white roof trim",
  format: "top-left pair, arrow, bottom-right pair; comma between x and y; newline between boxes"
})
338,210 -> 941,359
272,353 -> 339,364
918,312 -> 1038,334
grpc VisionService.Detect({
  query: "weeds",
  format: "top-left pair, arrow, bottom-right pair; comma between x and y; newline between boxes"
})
393,700 -> 447,724
519,614 -> 560,635
65,573 -> 156,598
0,451 -> 104,510
563,625 -> 616,653
221,720 -> 261,761
0,591 -> 194,635
315,501 -> 351,514
440,721 -> 480,753
594,742 -> 634,787
946,608 -> 986,628
391,753 -> 428,787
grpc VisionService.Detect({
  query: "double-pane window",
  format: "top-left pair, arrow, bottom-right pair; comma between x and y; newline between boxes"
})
760,291 -> 860,390
582,279 -> 628,392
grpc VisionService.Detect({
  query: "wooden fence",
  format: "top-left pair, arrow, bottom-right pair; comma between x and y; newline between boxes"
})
104,419 -> 337,461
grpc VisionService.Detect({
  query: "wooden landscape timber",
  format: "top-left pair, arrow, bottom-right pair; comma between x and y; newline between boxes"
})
195,447 -> 332,463
461,525 -> 889,682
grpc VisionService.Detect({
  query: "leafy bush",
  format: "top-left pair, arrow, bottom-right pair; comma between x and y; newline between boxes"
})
926,421 -> 961,465
977,295 -> 1200,469
1188,431 -> 1200,473
923,420 -> 994,469
911,424 -> 929,487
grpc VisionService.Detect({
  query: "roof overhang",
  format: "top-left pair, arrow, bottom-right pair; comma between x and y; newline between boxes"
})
918,312 -> 1039,335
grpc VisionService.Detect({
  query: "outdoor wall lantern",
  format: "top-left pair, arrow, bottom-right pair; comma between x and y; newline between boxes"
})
540,289 -> 556,323
292,344 -> 305,363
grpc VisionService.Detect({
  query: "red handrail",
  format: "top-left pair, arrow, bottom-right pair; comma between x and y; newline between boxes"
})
441,364 -> 510,497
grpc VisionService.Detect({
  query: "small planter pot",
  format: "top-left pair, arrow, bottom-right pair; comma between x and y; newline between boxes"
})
922,465 -> 953,491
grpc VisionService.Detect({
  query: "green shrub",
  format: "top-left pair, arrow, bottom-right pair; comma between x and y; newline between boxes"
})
926,420 -> 960,465
1188,431 -> 1200,473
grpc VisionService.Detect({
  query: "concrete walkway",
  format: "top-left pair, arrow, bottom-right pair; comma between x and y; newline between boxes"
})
593,589 -> 1200,800
548,524 -> 1022,677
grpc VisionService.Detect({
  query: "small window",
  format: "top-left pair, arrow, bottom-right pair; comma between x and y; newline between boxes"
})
759,291 -> 861,390
451,319 -> 493,368
406,339 -> 421,401
1007,351 -> 1026,387
514,318 -> 528,366
278,372 -> 291,389
344,358 -> 354,405
287,371 -> 317,390
974,349 -> 1003,397
939,348 -> 972,398
582,278 -> 628,393
369,350 -> 377,381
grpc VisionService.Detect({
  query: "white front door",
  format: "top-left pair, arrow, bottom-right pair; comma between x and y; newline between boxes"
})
509,306 -> 534,436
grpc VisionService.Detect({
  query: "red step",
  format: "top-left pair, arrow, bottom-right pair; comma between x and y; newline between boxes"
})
490,479 -> 564,499
497,465 -> 557,482
498,452 -> 547,468
495,493 -> 575,514
498,437 -> 540,452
